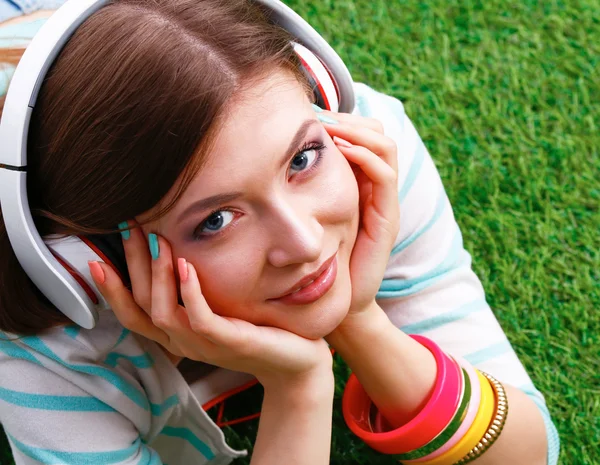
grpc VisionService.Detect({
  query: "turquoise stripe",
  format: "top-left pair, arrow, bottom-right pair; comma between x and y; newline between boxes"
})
8,434 -> 142,465
518,383 -> 561,464
400,298 -> 487,335
355,91 -> 372,116
378,226 -> 466,298
0,338 -> 42,366
518,383 -> 545,401
357,87 -> 428,208
150,394 -> 179,416
19,336 -> 149,411
380,228 -> 461,291
398,140 -> 426,203
104,352 -> 154,369
63,326 -> 80,339
392,187 -> 447,255
0,386 -> 114,412
136,444 -> 162,465
464,340 -> 512,365
160,427 -> 215,460
113,328 -> 131,348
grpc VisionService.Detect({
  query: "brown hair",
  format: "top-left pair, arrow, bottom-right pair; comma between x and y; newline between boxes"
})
0,0 -> 312,334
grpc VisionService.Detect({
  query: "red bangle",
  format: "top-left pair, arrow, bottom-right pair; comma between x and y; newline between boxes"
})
342,335 -> 462,455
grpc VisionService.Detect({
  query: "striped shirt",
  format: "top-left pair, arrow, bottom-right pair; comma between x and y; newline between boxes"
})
0,6 -> 559,465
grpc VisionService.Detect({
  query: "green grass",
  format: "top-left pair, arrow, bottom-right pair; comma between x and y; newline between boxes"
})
2,0 -> 598,463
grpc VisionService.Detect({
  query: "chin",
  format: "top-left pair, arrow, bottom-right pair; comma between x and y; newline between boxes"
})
288,258 -> 354,339
289,293 -> 352,340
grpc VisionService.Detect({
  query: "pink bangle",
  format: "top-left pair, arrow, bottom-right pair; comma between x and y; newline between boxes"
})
408,356 -> 482,462
342,335 -> 462,454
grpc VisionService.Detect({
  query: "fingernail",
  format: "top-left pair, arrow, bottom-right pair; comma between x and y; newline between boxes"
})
118,221 -> 130,240
311,103 -> 323,113
148,233 -> 160,260
178,258 -> 189,283
333,136 -> 352,148
318,114 -> 338,125
88,261 -> 105,285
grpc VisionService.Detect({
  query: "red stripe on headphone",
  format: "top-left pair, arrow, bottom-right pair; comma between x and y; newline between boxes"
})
325,65 -> 340,103
50,252 -> 99,304
78,236 -> 125,283
297,54 -> 331,111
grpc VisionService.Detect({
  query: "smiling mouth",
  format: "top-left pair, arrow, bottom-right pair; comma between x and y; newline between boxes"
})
269,253 -> 338,306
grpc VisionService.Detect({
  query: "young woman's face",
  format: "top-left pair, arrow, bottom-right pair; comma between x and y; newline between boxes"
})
138,72 -> 360,339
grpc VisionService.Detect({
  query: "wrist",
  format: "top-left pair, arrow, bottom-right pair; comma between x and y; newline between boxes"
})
262,362 -> 335,407
327,304 -> 438,426
326,301 -> 391,352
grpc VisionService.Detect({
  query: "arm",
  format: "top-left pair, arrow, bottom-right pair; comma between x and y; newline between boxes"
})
328,306 -> 548,465
252,367 -> 334,465
0,347 -> 163,465
327,84 -> 558,464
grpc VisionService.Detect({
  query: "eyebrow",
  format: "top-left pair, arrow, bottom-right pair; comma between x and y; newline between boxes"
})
279,119 -> 319,169
176,119 -> 319,223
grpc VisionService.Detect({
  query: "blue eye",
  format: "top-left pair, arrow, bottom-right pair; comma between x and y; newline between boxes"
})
194,210 -> 235,238
289,142 -> 326,176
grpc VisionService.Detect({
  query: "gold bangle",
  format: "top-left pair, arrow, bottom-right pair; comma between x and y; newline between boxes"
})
454,372 -> 508,465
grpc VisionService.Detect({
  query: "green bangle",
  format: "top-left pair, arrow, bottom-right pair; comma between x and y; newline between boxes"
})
395,368 -> 472,461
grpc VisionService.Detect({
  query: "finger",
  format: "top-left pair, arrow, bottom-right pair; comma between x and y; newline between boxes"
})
312,105 -> 384,134
148,234 -> 180,331
179,259 -> 244,348
88,260 -> 171,347
326,122 -> 398,173
120,220 -> 152,313
334,140 -> 398,219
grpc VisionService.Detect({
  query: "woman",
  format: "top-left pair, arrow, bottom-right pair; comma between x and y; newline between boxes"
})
0,1 -> 558,464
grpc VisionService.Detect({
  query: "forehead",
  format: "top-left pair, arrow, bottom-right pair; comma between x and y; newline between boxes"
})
214,74 -> 311,160
188,73 -> 313,186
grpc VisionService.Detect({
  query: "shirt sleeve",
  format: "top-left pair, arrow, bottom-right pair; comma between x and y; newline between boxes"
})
0,339 -> 163,465
353,83 -> 560,465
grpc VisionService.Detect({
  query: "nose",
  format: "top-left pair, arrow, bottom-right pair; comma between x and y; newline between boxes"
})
266,200 -> 324,268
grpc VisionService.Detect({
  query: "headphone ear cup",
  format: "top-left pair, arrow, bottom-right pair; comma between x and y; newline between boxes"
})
43,234 -> 128,313
293,42 -> 340,112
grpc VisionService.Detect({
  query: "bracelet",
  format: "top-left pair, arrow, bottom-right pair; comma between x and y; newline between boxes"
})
395,366 -> 471,461
408,357 -> 482,462
454,372 -> 508,464
342,335 -> 462,455
414,370 -> 495,465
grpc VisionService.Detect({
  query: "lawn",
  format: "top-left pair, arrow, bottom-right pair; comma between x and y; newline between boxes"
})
1,0 -> 598,464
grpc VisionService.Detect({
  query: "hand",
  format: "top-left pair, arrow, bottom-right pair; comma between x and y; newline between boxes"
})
88,224 -> 333,390
318,110 -> 400,317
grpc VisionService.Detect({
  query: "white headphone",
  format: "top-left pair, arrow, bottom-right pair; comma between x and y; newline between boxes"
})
0,0 -> 355,329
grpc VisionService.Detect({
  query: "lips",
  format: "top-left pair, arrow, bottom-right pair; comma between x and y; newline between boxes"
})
269,253 -> 338,305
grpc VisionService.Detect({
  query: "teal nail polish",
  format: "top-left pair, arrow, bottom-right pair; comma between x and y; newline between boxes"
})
318,114 -> 338,125
118,221 -> 130,240
148,233 -> 160,260
311,103 -> 323,113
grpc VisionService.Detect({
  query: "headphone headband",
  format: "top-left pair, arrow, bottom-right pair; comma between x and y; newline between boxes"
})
0,0 -> 354,329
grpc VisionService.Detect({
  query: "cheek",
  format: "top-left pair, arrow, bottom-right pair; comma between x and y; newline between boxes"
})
177,246 -> 263,317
